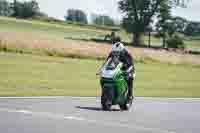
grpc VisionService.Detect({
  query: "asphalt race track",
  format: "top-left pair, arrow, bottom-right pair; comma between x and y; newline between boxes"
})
0,97 -> 200,133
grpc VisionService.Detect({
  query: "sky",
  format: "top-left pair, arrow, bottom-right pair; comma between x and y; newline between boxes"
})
16,0 -> 200,22
37,0 -> 122,22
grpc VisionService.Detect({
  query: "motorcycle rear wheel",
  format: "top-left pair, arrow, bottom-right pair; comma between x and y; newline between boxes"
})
119,98 -> 133,111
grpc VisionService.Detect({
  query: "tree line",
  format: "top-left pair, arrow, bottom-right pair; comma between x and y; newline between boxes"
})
0,0 -> 117,26
0,0 -> 41,18
64,9 -> 116,26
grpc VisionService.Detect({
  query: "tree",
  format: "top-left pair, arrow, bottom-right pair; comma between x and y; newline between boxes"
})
12,0 -> 39,18
13,0 -> 17,17
156,0 -> 172,48
118,0 -> 189,46
0,0 -> 12,16
172,17 -> 188,33
156,11 -> 189,47
23,0 -> 39,18
184,21 -> 200,36
92,15 -> 115,26
166,34 -> 185,49
65,9 -> 88,24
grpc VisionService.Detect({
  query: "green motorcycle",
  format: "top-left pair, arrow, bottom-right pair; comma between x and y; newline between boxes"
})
98,58 -> 132,111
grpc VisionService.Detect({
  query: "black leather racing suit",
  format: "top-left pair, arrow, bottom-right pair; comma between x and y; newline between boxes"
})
107,49 -> 135,98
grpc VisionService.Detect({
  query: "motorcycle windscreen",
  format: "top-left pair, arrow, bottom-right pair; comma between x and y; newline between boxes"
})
105,57 -> 120,70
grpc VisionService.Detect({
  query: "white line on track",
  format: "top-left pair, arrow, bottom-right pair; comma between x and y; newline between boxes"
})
0,96 -> 67,99
0,96 -> 97,99
0,108 -> 176,133
0,96 -> 200,101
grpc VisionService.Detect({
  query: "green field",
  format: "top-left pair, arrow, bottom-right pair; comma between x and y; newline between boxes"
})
0,16 -> 199,49
0,16 -> 109,41
1,52 -> 200,97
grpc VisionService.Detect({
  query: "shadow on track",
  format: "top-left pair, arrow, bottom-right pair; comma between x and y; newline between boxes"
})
76,106 -> 121,112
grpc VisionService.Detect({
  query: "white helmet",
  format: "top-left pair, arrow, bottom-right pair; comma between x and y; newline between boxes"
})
112,42 -> 125,53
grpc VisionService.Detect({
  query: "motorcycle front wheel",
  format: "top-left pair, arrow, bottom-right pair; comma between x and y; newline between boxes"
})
101,89 -> 113,111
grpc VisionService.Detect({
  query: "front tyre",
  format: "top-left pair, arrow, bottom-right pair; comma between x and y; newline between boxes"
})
101,89 -> 112,111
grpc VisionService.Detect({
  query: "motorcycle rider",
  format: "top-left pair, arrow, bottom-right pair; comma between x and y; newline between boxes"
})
106,37 -> 135,101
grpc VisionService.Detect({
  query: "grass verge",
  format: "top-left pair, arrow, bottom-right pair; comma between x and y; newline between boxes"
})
0,38 -> 161,63
0,52 -> 200,97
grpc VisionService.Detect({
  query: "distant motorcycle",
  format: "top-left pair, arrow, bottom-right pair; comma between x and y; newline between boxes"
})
97,58 -> 132,111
